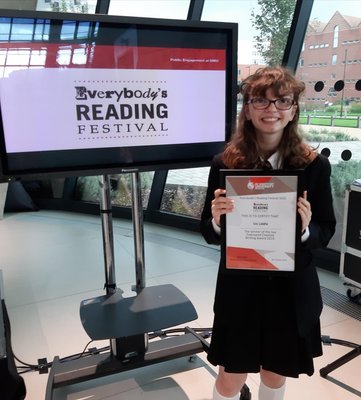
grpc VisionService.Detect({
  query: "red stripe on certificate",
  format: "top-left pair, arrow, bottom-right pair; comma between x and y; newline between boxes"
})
248,177 -> 273,183
226,247 -> 279,270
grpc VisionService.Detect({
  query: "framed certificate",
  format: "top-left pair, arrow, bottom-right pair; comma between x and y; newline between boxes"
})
220,169 -> 304,275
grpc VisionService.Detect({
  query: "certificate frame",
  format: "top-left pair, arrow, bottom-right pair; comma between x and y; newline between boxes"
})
220,169 -> 304,276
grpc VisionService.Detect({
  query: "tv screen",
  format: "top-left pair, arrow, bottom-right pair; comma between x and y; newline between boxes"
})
0,9 -> 237,179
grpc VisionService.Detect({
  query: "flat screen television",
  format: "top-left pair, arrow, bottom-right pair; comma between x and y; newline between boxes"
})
0,9 -> 238,179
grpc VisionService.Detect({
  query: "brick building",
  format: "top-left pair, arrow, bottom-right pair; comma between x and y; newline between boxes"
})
297,11 -> 361,109
237,63 -> 264,84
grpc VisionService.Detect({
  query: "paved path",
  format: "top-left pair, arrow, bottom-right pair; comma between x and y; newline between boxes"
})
301,124 -> 361,163
311,141 -> 361,163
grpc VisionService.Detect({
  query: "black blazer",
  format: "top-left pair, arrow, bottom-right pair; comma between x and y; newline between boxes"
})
200,153 -> 336,337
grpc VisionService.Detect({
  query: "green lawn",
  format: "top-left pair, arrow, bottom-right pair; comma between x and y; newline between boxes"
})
299,115 -> 359,128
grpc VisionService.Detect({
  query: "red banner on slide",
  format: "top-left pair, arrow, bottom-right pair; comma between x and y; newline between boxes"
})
0,43 -> 226,70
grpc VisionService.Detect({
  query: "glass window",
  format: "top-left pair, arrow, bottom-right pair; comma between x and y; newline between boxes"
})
77,21 -> 91,39
74,0 -> 192,216
160,167 -> 209,218
202,0 -> 296,70
333,25 -> 339,48
296,0 -> 361,253
76,172 -> 154,209
34,19 -> 50,40
60,20 -> 76,40
56,48 -> 71,65
72,47 -> 87,64
30,49 -> 47,65
159,0 -> 298,220
0,18 -> 11,40
202,0 -> 297,120
108,0 -> 190,19
10,18 -> 35,41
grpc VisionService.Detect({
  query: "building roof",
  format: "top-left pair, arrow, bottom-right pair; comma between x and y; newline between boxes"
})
308,19 -> 327,33
342,14 -> 361,27
308,11 -> 361,34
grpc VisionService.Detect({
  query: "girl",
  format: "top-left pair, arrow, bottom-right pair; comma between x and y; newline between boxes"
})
200,66 -> 336,400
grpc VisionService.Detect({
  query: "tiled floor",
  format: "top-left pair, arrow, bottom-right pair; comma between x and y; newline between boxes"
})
1,210 -> 361,400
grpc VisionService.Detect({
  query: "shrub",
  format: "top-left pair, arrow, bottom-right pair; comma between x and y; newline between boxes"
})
331,160 -> 361,197
75,172 -> 154,206
350,103 -> 361,114
301,104 -> 319,113
302,128 -> 357,142
325,106 -> 338,113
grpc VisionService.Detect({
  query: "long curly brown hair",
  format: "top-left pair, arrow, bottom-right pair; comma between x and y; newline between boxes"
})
223,66 -> 316,168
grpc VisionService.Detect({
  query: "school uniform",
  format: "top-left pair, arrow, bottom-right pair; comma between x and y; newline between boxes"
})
200,152 -> 336,377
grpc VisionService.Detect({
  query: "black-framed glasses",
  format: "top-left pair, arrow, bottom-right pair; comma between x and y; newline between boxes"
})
247,97 -> 295,110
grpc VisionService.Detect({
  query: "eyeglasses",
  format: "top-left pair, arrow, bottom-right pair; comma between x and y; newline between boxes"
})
247,97 -> 295,110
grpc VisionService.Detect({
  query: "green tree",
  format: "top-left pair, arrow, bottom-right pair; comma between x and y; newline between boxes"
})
51,0 -> 89,13
251,0 -> 296,66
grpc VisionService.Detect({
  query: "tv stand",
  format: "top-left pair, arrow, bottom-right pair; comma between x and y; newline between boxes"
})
45,174 -> 205,399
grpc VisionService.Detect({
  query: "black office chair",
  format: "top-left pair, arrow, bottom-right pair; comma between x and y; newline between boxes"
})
0,299 -> 26,400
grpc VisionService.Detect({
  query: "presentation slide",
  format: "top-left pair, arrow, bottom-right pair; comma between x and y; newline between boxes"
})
0,45 -> 226,153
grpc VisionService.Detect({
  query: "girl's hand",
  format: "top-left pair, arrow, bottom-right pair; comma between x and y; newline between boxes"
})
298,190 -> 312,233
211,189 -> 234,227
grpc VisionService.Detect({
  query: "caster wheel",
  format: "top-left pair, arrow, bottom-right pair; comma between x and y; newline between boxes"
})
347,288 -> 361,304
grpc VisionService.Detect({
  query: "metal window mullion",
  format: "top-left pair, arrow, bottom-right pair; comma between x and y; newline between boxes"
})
95,0 -> 111,14
282,0 -> 314,72
187,0 -> 205,21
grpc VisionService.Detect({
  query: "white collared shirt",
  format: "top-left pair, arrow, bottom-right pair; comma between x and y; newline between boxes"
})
262,150 -> 282,169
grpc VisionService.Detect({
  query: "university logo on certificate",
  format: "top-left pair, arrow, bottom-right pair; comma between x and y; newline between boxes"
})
220,169 -> 303,275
